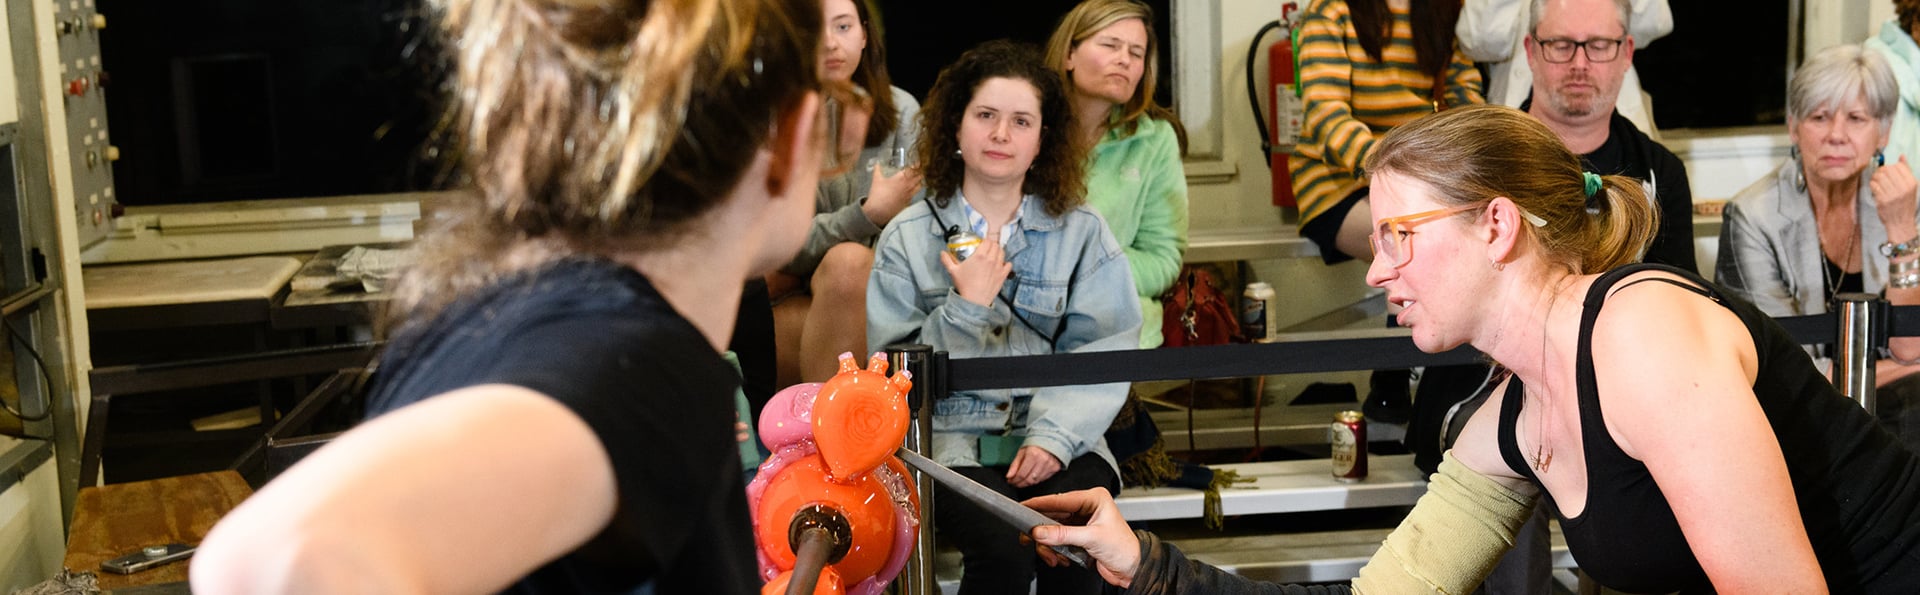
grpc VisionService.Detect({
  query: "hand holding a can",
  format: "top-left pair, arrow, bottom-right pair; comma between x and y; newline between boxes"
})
941,235 -> 1011,307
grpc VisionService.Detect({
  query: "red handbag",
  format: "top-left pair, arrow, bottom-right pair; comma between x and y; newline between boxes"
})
1161,266 -> 1245,347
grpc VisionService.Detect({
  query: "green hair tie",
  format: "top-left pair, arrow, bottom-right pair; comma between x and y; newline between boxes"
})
1582,172 -> 1603,198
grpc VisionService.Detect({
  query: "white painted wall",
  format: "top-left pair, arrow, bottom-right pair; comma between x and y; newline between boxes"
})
1181,0 -> 1374,331
1806,0 -> 1891,54
0,5 -> 18,126
0,445 -> 63,592
0,1 -> 67,585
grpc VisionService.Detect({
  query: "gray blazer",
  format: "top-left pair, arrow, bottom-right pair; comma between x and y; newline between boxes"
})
1717,161 -> 1892,318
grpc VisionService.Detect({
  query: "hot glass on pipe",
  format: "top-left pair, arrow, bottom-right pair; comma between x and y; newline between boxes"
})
747,353 -> 921,595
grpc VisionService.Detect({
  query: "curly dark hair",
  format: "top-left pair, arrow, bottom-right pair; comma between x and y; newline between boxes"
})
1901,0 -> 1920,39
915,40 -> 1086,217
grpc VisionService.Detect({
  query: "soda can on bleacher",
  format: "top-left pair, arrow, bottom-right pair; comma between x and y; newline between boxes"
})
1331,410 -> 1367,482
1242,282 -> 1275,342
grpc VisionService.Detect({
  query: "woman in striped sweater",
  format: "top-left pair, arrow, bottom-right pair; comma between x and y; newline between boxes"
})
1293,0 -> 1483,425
1292,0 -> 1482,265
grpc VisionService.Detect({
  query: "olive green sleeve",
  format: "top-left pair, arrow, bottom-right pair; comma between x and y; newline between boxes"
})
1350,451 -> 1536,594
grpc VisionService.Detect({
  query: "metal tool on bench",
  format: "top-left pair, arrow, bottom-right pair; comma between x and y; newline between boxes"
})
101,543 -> 195,574
892,447 -> 1093,568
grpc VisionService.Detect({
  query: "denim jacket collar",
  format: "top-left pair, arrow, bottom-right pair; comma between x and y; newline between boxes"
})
923,193 -> 1066,253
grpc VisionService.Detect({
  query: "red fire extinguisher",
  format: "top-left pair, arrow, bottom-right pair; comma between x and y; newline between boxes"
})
1270,3 -> 1302,208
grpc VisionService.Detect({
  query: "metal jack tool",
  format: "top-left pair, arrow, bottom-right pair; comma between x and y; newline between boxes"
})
892,448 -> 1093,568
101,543 -> 195,574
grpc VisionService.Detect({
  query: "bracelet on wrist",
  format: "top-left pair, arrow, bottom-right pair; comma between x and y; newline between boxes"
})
1893,258 -> 1920,275
1892,272 -> 1920,290
1882,239 -> 1920,258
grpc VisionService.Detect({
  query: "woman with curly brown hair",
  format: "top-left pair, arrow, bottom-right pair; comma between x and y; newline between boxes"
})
189,0 -> 849,592
866,39 -> 1141,595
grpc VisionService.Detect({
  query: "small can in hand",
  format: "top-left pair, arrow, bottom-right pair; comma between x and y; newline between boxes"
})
946,230 -> 984,262
1331,410 -> 1367,482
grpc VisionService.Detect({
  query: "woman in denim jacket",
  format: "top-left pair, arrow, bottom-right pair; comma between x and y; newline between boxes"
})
867,40 -> 1141,595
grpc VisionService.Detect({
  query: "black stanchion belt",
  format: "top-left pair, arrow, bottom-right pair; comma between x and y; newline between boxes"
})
949,337 -> 1480,392
946,309 -> 1920,393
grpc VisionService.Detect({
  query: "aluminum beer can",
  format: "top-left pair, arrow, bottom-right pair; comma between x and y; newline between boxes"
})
946,230 -> 984,262
1242,282 -> 1275,341
1331,410 -> 1367,482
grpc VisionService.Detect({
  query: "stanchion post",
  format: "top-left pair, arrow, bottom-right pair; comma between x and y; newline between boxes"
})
885,344 -> 937,595
1833,293 -> 1883,412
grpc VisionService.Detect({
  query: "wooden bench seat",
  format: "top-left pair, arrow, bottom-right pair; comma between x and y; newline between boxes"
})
934,501 -> 1575,593
1148,403 -> 1407,451
1169,524 -> 1576,584
1185,226 -> 1320,264
1116,454 -> 1428,522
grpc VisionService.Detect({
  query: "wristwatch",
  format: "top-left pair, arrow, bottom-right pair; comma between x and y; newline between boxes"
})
1881,239 -> 1920,258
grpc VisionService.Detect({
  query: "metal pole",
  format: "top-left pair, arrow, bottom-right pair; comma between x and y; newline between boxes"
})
885,344 -> 937,595
785,504 -> 852,595
1833,293 -> 1882,411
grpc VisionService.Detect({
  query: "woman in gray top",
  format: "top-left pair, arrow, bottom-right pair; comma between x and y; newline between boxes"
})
1717,44 -> 1920,447
768,0 -> 923,384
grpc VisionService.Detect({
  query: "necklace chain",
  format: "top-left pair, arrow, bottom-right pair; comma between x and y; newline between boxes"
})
1824,224 -> 1859,308
1528,288 -> 1559,473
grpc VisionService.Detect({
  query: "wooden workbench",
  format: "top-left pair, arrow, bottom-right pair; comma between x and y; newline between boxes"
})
82,256 -> 301,330
63,470 -> 252,589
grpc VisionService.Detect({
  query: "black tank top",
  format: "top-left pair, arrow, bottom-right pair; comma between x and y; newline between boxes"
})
1497,264 -> 1920,594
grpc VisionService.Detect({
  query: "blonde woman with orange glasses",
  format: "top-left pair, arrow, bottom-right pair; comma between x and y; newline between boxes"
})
1030,105 -> 1920,594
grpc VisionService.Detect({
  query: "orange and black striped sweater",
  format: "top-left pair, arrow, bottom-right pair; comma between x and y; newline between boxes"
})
1291,0 -> 1483,227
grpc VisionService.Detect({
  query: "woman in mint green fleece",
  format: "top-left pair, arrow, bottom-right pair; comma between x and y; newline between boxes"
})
1046,0 -> 1189,348
1867,2 -> 1920,182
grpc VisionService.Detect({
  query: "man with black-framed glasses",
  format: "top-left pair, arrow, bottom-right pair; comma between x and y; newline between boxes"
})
1520,0 -> 1696,274
1460,0 -> 1672,134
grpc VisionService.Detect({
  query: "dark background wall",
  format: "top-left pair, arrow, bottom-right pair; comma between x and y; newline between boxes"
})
91,0 -> 1788,207
98,0 -> 440,206
93,0 -> 1177,206
876,0 -> 1173,105
1633,0 -> 1791,128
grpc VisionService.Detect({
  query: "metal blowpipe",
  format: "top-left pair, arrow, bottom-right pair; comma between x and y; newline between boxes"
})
892,448 -> 1093,568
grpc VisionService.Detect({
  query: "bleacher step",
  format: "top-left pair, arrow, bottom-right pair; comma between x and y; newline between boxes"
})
1169,524 -> 1575,585
1148,402 -> 1407,451
1116,454 -> 1428,522
932,524 -> 1576,593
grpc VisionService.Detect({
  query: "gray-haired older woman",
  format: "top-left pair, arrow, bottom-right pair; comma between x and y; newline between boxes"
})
1718,43 -> 1920,449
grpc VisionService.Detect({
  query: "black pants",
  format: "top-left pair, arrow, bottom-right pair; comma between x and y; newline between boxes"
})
935,454 -> 1119,595
1876,372 -> 1920,456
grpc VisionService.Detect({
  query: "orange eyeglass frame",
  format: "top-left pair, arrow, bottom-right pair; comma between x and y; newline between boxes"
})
1369,204 -> 1482,268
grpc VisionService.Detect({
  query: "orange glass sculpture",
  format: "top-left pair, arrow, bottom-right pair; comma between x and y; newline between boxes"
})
747,353 -> 919,595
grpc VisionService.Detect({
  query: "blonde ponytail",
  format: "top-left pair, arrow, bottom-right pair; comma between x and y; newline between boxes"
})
1579,174 -> 1659,274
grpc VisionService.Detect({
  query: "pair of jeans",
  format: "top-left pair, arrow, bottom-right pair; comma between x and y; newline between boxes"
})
934,454 -> 1119,595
